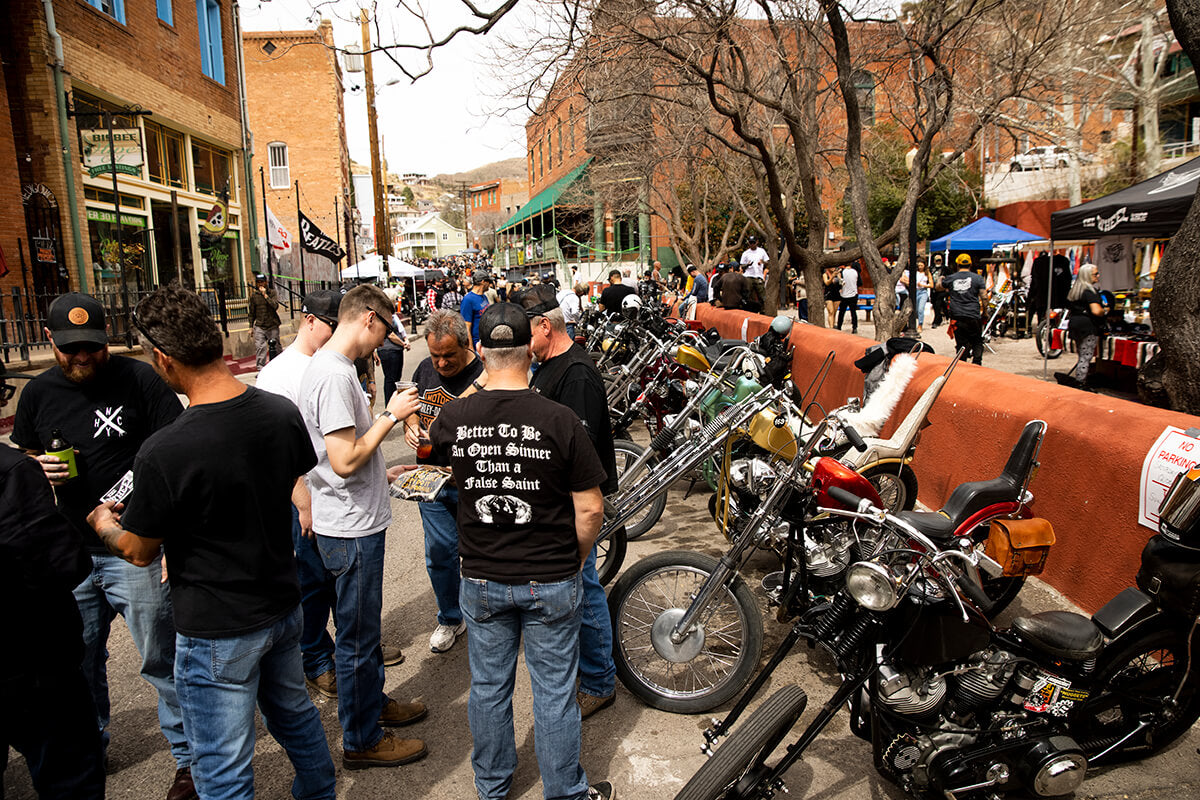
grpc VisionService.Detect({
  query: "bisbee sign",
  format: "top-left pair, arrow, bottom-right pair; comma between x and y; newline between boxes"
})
80,129 -> 144,177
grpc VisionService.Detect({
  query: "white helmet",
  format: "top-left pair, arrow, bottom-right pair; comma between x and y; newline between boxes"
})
621,293 -> 642,319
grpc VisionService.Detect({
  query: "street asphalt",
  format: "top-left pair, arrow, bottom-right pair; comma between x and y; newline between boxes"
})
3,320 -> 1196,799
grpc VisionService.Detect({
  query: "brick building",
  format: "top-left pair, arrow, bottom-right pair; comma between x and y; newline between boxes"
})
243,21 -> 351,283
467,177 -> 528,251
1,0 -> 253,311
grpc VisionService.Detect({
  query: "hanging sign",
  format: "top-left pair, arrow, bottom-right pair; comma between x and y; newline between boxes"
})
80,129 -> 143,177
1140,426 -> 1200,530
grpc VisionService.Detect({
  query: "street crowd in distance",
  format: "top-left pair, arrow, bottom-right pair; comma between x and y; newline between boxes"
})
0,256 -> 630,800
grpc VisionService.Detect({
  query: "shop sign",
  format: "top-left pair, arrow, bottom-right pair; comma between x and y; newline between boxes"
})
80,128 -> 143,177
86,208 -> 146,227
21,183 -> 58,208
33,237 -> 55,263
1140,426 -> 1200,529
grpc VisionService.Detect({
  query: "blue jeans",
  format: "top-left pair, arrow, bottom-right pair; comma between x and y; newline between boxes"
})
418,486 -> 462,627
915,288 -> 929,327
73,552 -> 190,768
460,573 -> 588,800
578,547 -> 615,698
315,531 -> 387,752
378,348 -> 405,406
565,323 -> 576,340
174,607 -> 335,800
291,506 -> 336,679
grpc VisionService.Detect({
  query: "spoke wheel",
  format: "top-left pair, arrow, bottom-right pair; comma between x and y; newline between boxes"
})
610,551 -> 764,714
613,440 -> 668,540
858,462 -> 918,512
675,685 -> 809,800
1035,320 -> 1063,359
595,518 -> 627,586
1072,627 -> 1200,762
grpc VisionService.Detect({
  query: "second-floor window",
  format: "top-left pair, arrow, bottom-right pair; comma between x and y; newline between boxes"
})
192,140 -> 231,196
268,143 -> 289,188
144,121 -> 187,189
87,0 -> 126,24
196,0 -> 225,84
157,0 -> 173,25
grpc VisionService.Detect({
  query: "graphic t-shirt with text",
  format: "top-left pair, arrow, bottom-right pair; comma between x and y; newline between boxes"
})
429,389 -> 606,584
411,355 -> 485,466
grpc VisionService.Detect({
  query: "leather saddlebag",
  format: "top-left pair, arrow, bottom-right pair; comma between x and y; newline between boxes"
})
1136,534 -> 1200,616
985,518 -> 1055,577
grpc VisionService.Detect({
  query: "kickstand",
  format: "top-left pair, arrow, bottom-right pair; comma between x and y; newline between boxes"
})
683,477 -> 698,499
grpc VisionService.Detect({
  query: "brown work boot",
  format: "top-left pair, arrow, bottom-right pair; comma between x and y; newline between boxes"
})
577,691 -> 615,719
379,697 -> 427,727
166,766 -> 197,800
343,731 -> 428,769
382,645 -> 405,666
305,669 -> 337,699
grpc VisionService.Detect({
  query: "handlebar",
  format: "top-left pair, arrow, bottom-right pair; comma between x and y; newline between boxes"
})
842,425 -> 867,452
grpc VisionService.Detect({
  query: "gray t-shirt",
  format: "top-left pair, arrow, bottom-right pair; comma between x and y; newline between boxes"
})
942,270 -> 987,319
300,350 -> 391,537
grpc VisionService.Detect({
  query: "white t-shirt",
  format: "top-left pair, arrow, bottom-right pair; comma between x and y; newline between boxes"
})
740,246 -> 769,279
299,350 -> 391,538
255,345 -> 311,408
557,288 -> 582,324
840,266 -> 859,299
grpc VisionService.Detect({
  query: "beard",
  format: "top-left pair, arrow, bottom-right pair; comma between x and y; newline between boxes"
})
56,347 -> 109,383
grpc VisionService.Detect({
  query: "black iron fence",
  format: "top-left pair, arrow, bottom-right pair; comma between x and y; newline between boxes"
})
1,277 -> 337,364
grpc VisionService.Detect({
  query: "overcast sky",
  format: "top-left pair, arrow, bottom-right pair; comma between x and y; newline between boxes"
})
239,0 -> 530,176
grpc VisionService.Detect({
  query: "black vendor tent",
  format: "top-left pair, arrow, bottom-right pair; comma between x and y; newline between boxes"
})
1051,156 -> 1200,240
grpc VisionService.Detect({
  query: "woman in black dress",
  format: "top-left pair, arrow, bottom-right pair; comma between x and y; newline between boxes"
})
1065,264 -> 1107,385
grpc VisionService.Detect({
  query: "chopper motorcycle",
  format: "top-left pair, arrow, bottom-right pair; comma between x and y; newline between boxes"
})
674,465 -> 1200,800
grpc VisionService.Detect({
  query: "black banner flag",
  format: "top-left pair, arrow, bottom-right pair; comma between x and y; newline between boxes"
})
299,210 -> 346,262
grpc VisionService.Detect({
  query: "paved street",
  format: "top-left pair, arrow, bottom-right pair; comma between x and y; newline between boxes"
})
3,329 -> 1197,799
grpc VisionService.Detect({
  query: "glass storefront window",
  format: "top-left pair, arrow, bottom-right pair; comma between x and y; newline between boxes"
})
199,233 -> 241,285
87,215 -> 151,293
192,141 -> 231,196
145,121 -> 187,188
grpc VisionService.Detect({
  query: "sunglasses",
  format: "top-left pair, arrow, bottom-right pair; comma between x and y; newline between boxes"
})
371,308 -> 399,338
131,309 -> 169,357
58,341 -> 105,356
313,314 -> 339,331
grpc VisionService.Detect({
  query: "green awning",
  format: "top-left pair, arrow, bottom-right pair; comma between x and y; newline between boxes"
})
498,157 -> 593,233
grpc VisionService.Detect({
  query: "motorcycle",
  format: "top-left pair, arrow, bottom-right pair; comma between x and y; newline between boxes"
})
674,464 -> 1200,800
1034,308 -> 1067,359
608,419 -> 1047,714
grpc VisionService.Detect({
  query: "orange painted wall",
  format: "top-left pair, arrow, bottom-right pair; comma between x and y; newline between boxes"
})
694,304 -> 1200,613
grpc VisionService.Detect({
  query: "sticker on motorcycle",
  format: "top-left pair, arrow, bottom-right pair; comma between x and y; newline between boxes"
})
1024,674 -> 1088,716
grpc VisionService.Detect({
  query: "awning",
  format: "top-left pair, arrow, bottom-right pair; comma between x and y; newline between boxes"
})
929,217 -> 1041,252
497,157 -> 593,233
1050,155 -> 1200,240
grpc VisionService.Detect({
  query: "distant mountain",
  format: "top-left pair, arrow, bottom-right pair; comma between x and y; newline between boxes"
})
433,158 -> 526,187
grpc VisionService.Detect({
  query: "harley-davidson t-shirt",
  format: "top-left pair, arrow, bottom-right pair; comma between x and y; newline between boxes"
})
429,388 -> 606,584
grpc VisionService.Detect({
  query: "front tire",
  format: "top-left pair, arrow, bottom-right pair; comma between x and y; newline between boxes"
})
1035,320 -> 1063,359
613,440 -> 669,540
858,462 -> 918,512
675,685 -> 809,800
610,551 -> 764,713
595,517 -> 627,587
1072,626 -> 1200,762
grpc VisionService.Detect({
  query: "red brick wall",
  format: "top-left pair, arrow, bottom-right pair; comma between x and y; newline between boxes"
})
995,201 -> 1071,239
0,62 -> 29,295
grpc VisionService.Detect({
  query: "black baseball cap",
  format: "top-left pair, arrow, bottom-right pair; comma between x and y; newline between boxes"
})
479,303 -> 532,348
301,290 -> 342,324
514,284 -> 559,318
47,292 -> 108,347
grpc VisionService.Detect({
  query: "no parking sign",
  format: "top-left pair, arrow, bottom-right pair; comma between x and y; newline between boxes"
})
1140,426 -> 1200,529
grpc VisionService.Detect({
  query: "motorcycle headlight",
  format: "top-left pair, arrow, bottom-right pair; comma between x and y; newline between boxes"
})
845,561 -> 901,611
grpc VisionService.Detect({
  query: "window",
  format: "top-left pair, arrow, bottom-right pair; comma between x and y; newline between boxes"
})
441,233 -> 448,240
144,121 -> 187,188
192,141 -> 231,195
852,70 -> 875,127
196,0 -> 225,84
570,107 -> 576,153
157,0 -> 173,25
546,133 -> 553,170
268,142 -> 289,188
86,0 -> 126,24
557,122 -> 563,162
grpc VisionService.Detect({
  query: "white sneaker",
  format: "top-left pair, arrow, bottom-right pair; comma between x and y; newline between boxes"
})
429,621 -> 466,653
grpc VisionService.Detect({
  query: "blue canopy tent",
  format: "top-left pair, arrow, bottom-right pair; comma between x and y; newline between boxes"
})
929,217 -> 1042,252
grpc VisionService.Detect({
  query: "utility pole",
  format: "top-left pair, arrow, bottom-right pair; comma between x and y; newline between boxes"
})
362,10 -> 390,258
459,181 -> 470,248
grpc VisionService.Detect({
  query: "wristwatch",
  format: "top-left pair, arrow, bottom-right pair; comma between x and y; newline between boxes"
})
378,410 -> 398,424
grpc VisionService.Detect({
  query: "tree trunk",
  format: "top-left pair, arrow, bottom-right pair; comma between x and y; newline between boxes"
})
1149,0 -> 1200,413
1141,15 -> 1163,175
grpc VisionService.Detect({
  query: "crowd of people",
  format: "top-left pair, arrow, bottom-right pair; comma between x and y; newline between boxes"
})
1,280 -> 617,800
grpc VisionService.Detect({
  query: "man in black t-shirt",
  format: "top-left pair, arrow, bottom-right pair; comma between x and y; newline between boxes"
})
941,254 -> 990,365
597,269 -> 635,315
517,285 -> 618,719
404,309 -> 486,654
11,292 -> 195,800
429,303 -> 610,800
86,285 -> 334,799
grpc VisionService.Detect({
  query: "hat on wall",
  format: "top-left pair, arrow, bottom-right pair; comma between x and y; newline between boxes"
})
479,303 -> 533,348
47,292 -> 108,347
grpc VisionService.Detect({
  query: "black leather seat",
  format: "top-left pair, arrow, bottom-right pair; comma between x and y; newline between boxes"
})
1012,611 -> 1104,661
895,510 -> 956,541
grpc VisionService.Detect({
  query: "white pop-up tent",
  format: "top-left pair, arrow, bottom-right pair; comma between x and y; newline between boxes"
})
340,254 -> 424,280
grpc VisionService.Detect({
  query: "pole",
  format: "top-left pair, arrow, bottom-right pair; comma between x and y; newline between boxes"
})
170,190 -> 183,281
362,10 -> 390,259
1043,239 -> 1054,380
106,111 -> 133,348
295,179 -> 306,290
231,0 -> 260,275
260,165 -> 274,281
908,204 -> 918,332
42,0 -> 87,289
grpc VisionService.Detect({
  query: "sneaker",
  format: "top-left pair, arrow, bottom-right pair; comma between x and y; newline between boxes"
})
577,691 -> 616,719
382,645 -> 405,667
587,781 -> 615,800
429,621 -> 466,653
343,731 -> 428,770
379,697 -> 428,727
166,767 -> 197,800
305,669 -> 337,699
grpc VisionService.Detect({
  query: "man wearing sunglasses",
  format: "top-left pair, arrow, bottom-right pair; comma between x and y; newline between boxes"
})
11,292 -> 196,800
298,284 -> 428,770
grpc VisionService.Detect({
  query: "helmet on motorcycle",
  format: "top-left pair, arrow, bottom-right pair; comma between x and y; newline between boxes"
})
621,293 -> 642,319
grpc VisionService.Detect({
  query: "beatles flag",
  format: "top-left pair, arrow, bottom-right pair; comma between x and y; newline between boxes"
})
299,210 -> 346,261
